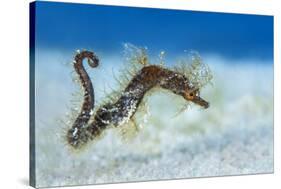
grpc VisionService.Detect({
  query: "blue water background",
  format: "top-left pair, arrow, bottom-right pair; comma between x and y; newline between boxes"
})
33,1 -> 273,62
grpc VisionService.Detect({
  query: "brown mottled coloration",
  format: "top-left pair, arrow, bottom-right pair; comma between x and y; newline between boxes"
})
85,65 -> 209,147
67,51 -> 209,149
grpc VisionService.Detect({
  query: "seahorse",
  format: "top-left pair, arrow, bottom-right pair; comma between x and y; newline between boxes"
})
67,49 -> 210,149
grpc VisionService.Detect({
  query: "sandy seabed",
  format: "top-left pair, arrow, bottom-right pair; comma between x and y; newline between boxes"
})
34,51 -> 273,187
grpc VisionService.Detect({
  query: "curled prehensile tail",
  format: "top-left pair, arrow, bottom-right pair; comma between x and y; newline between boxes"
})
66,50 -> 99,148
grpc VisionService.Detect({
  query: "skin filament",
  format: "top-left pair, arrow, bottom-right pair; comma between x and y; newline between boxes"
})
67,50 -> 210,149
